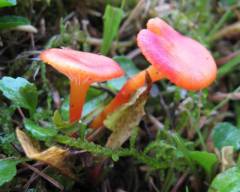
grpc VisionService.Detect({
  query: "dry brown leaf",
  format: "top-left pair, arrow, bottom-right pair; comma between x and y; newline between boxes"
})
221,146 -> 235,171
16,128 -> 76,179
104,82 -> 151,150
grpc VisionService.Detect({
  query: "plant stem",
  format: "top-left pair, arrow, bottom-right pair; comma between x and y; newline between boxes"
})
54,135 -> 167,169
121,0 -> 126,9
207,9 -> 232,41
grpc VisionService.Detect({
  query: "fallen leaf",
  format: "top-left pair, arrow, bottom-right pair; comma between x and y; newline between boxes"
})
221,146 -> 235,171
16,128 -> 76,179
104,75 -> 151,149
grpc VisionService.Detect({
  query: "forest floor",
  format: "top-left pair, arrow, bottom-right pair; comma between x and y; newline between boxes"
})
1,0 -> 240,192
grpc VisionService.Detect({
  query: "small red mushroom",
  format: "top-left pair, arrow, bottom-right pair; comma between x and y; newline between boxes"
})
90,17 -> 217,129
40,48 -> 124,123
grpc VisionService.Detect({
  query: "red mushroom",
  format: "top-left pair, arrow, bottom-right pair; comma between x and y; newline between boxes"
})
90,17 -> 217,129
40,48 -> 124,123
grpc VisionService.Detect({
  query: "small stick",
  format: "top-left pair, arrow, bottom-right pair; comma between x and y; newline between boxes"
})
24,172 -> 38,190
92,84 -> 116,97
126,48 -> 141,59
86,126 -> 105,142
23,166 -> 49,191
119,0 -> 145,34
216,50 -> 240,65
171,172 -> 188,192
209,92 -> 240,101
22,163 -> 64,191
17,107 -> 26,119
147,114 -> 164,130
86,37 -> 134,48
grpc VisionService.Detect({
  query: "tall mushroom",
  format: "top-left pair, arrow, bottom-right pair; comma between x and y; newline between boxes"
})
40,48 -> 124,123
90,17 -> 217,129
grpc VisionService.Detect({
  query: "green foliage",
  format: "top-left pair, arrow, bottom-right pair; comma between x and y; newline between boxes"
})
0,105 -> 16,133
217,55 -> 240,79
143,138 -> 186,170
60,88 -> 108,121
0,77 -> 38,116
52,110 -> 71,129
0,133 -> 18,156
169,0 -> 214,45
208,10 -> 233,40
100,5 -> 124,55
107,56 -> 140,90
189,151 -> 218,175
54,135 -> 173,169
209,166 -> 240,192
173,135 -> 196,171
220,0 -> 238,6
172,135 -> 217,175
0,0 -> 36,32
24,119 -> 58,141
45,18 -> 85,49
211,122 -> 240,151
0,158 -> 23,187
52,110 -> 80,135
0,0 -> 16,8
83,93 -> 108,117
54,129 -> 197,172
60,97 -> 70,121
129,127 -> 138,149
0,16 -> 30,30
26,189 -> 37,192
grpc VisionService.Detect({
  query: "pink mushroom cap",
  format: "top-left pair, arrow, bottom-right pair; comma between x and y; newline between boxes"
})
137,18 -> 217,91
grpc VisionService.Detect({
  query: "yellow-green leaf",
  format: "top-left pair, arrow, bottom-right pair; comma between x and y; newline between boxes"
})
104,86 -> 150,149
16,128 -> 76,179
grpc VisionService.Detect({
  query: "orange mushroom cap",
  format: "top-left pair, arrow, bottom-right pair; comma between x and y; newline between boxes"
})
40,48 -> 124,124
40,48 -> 124,83
137,18 -> 217,91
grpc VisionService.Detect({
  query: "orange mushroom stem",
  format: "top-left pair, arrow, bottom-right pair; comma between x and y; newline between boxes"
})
70,81 -> 89,123
90,17 -> 217,129
90,66 -> 164,129
40,48 -> 124,124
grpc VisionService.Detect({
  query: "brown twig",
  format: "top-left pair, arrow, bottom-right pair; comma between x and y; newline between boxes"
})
171,172 -> 188,192
17,162 -> 44,174
147,114 -> 164,130
158,91 -> 175,129
216,50 -> 240,65
211,22 -> 240,41
29,33 -> 36,50
86,126 -> 105,142
22,163 -> 64,191
209,92 -> 240,101
50,85 -> 61,109
126,48 -> 141,59
23,166 -> 48,191
17,107 -> 26,119
148,176 -> 160,192
86,37 -> 134,49
119,0 -> 145,35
